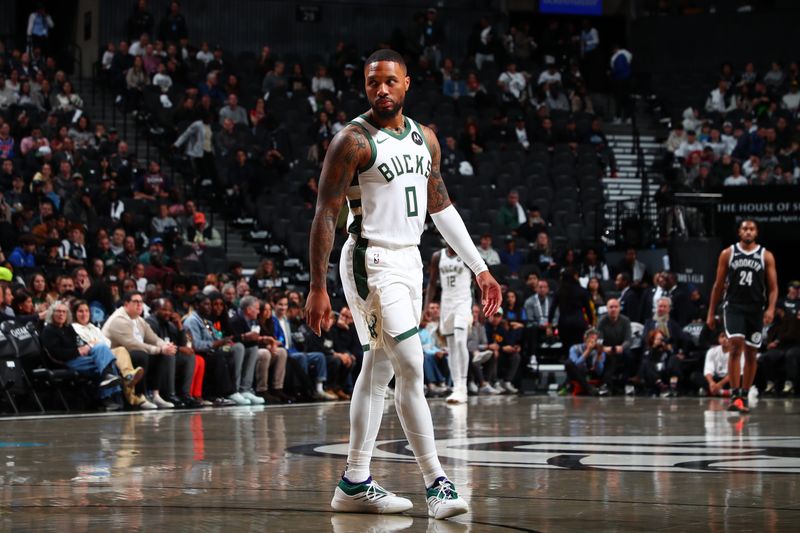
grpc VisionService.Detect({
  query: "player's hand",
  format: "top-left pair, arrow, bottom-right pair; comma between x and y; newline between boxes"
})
763,309 -> 775,326
477,270 -> 501,317
706,315 -> 716,331
304,287 -> 331,336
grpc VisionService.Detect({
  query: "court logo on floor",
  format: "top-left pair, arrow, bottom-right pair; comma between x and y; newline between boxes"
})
293,436 -> 800,474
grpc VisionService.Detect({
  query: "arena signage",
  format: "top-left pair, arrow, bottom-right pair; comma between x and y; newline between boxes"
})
294,436 -> 800,474
715,187 -> 800,242
539,0 -> 603,16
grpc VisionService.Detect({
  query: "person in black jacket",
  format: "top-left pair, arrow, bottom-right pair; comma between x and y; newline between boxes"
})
551,267 -> 594,351
157,1 -> 188,45
145,298 -> 200,408
40,300 -> 122,410
301,310 -> 351,400
127,0 -> 154,43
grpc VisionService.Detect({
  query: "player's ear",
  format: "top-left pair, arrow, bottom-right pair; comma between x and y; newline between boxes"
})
404,75 -> 410,91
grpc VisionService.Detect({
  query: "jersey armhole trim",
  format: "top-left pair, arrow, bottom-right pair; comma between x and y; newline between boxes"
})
347,121 -> 377,172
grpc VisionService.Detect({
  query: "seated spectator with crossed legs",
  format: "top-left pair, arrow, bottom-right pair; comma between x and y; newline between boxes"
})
102,291 -> 179,409
70,299 -> 155,410
40,300 -> 123,411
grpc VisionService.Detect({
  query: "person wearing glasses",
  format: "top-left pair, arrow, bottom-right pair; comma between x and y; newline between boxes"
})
40,300 -> 123,411
102,291 -> 179,409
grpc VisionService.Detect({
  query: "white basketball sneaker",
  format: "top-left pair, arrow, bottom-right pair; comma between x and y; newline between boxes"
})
426,477 -> 469,519
331,476 -> 413,514
445,387 -> 468,404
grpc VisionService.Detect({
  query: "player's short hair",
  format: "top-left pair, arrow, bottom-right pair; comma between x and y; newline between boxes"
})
364,49 -> 406,71
739,218 -> 758,230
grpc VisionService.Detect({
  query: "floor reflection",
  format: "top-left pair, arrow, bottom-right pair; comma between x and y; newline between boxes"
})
1,398 -> 798,532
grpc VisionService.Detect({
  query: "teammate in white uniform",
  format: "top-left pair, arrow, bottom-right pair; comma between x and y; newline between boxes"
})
306,49 -> 501,520
426,246 -> 474,403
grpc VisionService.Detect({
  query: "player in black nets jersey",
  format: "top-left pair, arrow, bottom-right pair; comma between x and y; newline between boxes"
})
707,220 -> 778,413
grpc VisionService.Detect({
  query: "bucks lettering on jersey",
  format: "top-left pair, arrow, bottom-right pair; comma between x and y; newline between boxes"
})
725,244 -> 766,308
345,114 -> 431,247
439,248 -> 472,306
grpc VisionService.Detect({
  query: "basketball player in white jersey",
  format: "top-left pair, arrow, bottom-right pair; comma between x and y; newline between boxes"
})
306,49 -> 501,519
426,245 -> 474,404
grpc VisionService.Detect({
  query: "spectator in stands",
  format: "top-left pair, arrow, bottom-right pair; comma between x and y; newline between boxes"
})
587,276 -> 606,318
459,121 -> 485,163
723,161 -> 748,186
551,263 -> 586,338
528,232 -> 559,279
8,234 -> 37,270
564,328 -> 605,396
496,189 -> 526,232
103,291 -> 179,408
484,307 -> 520,394
219,93 -> 248,127
476,234 -> 501,266
262,61 -> 287,100
230,295 -> 289,402
71,299 -> 153,409
467,304 -> 500,395
128,0 -> 154,42
596,298 -> 631,394
499,238 -> 525,275
690,331 -> 735,397
311,65 -> 335,97
763,61 -> 784,92
760,309 -> 800,396
609,44 -> 632,124
497,62 -> 527,109
638,329 -> 681,397
643,296 -> 680,346
158,1 -> 188,45
419,309 -> 449,397
705,80 -> 737,115
580,247 -> 610,281
145,297 -> 201,408
173,112 -> 216,187
198,71 -> 225,105
504,289 -> 527,328
584,117 -> 617,176
516,208 -> 547,242
27,5 -> 54,55
272,295 -> 334,400
782,80 -> 800,111
41,300 -> 123,410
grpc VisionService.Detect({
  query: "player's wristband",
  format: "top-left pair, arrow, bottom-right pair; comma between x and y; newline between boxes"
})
430,205 -> 488,276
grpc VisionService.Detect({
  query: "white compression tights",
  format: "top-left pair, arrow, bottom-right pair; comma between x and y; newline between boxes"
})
445,328 -> 469,393
344,335 -> 447,488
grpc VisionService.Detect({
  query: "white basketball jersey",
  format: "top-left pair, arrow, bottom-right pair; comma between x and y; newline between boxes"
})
346,114 -> 431,247
439,248 -> 473,307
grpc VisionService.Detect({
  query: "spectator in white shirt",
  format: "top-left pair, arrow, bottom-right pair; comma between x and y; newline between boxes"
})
675,130 -> 703,159
720,121 -> 737,154
477,234 -> 501,266
311,65 -> 336,95
705,80 -> 737,114
537,59 -> 562,86
723,161 -> 748,186
681,106 -> 702,132
513,115 -> 530,151
782,80 -> 800,111
101,42 -> 115,71
497,62 -> 527,105
692,332 -> 743,396
219,94 -> 248,126
664,124 -> 686,154
128,33 -> 149,56
196,42 -> 214,65
742,154 -> 760,178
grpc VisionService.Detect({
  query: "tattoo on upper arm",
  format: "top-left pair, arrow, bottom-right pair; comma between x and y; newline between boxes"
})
423,127 -> 451,213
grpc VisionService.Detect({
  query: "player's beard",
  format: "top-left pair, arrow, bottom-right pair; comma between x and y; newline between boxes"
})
371,95 -> 404,120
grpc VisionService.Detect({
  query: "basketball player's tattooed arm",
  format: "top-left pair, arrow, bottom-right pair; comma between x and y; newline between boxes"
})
420,125 -> 451,214
707,247 -> 732,331
425,250 -> 441,309
306,125 -> 370,334
764,250 -> 778,325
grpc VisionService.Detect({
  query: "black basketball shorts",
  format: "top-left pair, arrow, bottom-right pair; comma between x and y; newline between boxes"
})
723,304 -> 764,348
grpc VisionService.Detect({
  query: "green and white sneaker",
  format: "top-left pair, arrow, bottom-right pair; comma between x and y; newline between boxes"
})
426,477 -> 469,519
331,476 -> 413,514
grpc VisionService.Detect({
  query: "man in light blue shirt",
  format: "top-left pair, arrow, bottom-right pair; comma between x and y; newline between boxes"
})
565,328 -> 607,396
